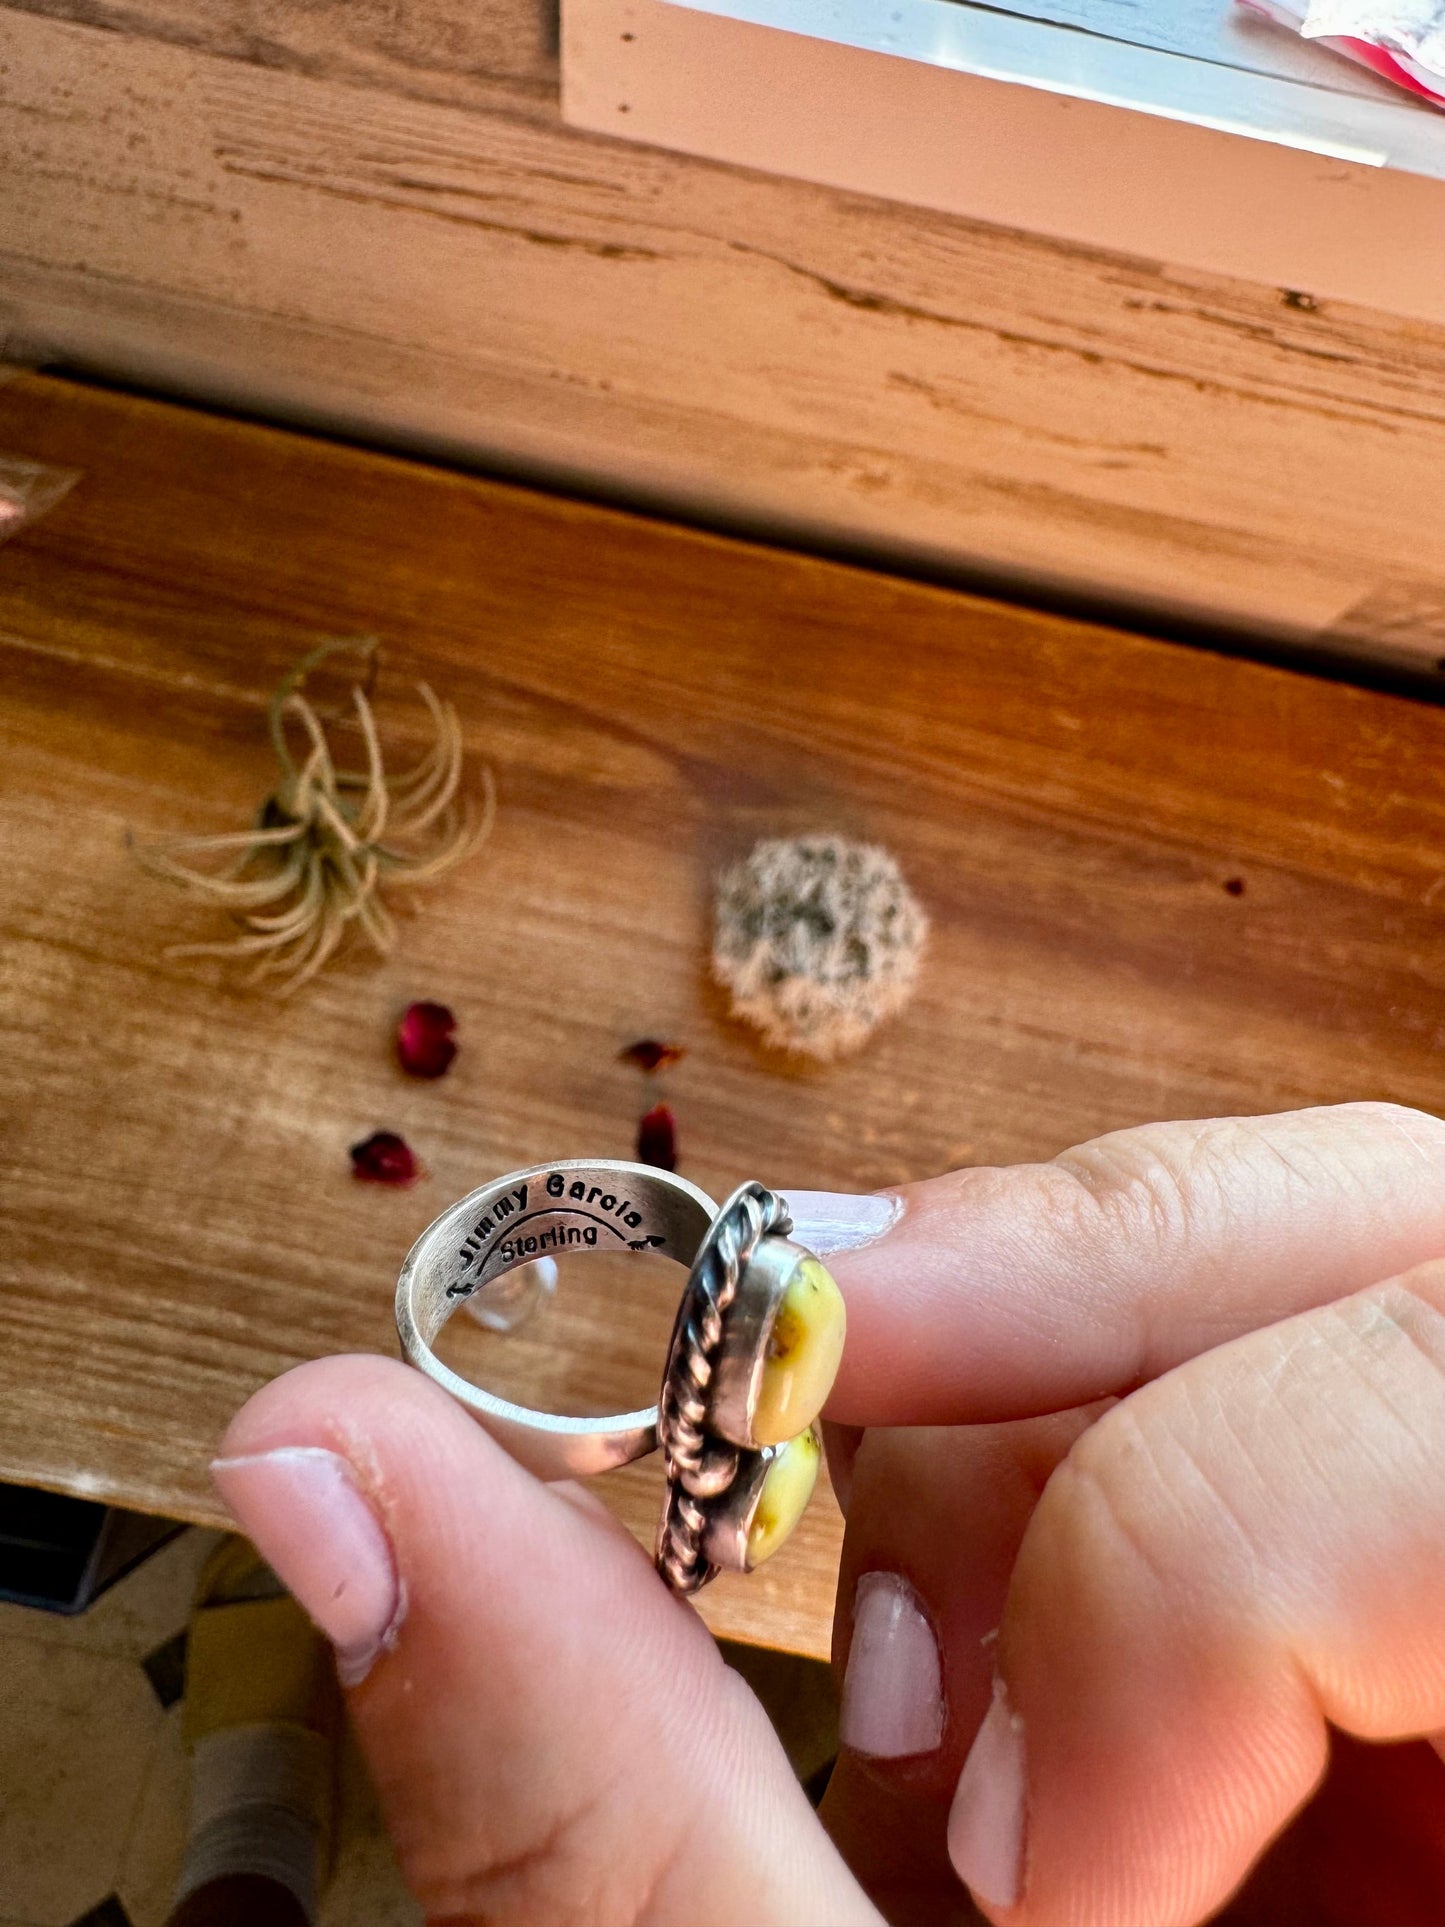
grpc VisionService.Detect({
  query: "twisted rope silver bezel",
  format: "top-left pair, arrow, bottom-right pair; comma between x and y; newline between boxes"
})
655,1181 -> 791,1595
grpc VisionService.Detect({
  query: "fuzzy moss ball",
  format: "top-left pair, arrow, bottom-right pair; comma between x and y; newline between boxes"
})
711,835 -> 927,1061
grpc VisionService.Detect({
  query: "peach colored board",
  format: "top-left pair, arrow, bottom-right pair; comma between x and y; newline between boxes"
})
565,0 -> 1445,321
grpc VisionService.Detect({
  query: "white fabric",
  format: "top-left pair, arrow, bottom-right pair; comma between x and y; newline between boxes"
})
1303,0 -> 1445,69
1241,0 -> 1445,88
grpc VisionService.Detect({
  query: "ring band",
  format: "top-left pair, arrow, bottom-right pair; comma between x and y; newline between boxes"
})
396,1158 -> 847,1592
396,1159 -> 717,1479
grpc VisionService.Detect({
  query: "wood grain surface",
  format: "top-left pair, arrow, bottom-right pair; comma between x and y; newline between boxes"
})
4,373 -> 1445,1658
3,6 -> 1445,665
3,0 -> 560,104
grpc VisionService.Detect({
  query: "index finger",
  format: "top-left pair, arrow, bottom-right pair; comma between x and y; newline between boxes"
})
793,1103 -> 1445,1426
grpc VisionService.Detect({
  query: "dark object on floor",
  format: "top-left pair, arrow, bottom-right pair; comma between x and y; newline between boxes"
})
349,1130 -> 421,1185
397,999 -> 458,1077
143,1626 -> 191,1709
167,1873 -> 308,1927
70,1896 -> 135,1927
0,1481 -> 181,1614
637,1101 -> 678,1171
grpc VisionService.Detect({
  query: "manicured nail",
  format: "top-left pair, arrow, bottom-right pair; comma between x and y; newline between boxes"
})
840,1571 -> 944,1759
212,1446 -> 403,1685
783,1190 -> 902,1256
949,1679 -> 1028,1910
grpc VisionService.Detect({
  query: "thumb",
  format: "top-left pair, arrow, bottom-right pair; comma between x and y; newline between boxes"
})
213,1354 -> 877,1927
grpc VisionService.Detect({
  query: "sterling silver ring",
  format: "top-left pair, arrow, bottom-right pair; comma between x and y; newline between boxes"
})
395,1158 -> 847,1595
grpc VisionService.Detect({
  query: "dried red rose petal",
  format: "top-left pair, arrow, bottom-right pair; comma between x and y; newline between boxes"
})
637,1102 -> 678,1172
619,1038 -> 686,1072
350,1131 -> 421,1186
397,1001 -> 457,1078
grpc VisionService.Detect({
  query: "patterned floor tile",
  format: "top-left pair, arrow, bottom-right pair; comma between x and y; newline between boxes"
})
115,1706 -> 186,1927
0,1638 -> 161,1927
0,1531 -> 223,1664
1,1528 -> 426,1926
67,1900 -> 133,1927
139,1632 -> 188,1712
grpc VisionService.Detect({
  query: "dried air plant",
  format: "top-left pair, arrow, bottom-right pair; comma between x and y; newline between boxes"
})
131,637 -> 494,993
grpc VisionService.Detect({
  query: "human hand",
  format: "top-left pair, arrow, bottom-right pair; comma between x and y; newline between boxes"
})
213,1103 -> 1445,1925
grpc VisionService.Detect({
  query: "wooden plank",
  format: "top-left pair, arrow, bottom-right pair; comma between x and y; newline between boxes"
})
2,8 -> 1445,666
6,375 -> 1445,1659
0,0 -> 559,102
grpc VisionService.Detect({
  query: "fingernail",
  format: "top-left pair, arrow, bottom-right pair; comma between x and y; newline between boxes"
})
211,1446 -> 403,1685
783,1190 -> 902,1256
949,1679 -> 1028,1910
840,1571 -> 944,1759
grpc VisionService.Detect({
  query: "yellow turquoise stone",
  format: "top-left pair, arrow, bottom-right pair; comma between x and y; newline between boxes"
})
752,1256 -> 847,1447
747,1426 -> 822,1568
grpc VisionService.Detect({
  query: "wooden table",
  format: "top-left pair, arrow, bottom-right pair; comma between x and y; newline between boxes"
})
4,373 -> 1445,1659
